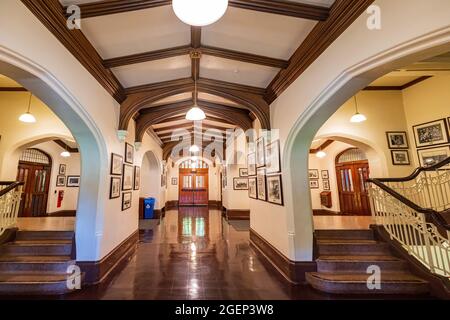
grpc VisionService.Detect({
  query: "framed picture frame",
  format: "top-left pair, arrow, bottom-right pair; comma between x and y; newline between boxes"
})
391,150 -> 411,166
256,137 -> 266,168
233,177 -> 249,190
171,177 -> 178,185
56,175 -> 66,187
122,192 -> 132,211
266,140 -> 281,174
133,166 -> 140,190
267,174 -> 284,206
111,153 -> 123,175
122,164 -> 134,190
417,146 -> 450,169
239,168 -> 249,177
58,164 -> 66,175
413,119 -> 449,148
448,117 -> 450,137
309,169 -> 319,180
67,176 -> 80,187
256,167 -> 267,201
247,153 -> 256,176
125,142 -> 134,164
322,179 -> 330,191
110,177 -> 121,199
386,131 -> 409,149
321,170 -> 329,179
309,180 -> 319,189
248,177 -> 257,199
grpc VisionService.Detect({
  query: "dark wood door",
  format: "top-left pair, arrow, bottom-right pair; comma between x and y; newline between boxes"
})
16,162 -> 51,217
179,168 -> 209,206
335,160 -> 371,215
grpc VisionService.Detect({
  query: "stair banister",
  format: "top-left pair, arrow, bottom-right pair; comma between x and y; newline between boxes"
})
0,181 -> 24,236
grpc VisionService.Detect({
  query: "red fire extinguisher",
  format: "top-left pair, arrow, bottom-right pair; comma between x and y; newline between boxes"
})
57,190 -> 64,208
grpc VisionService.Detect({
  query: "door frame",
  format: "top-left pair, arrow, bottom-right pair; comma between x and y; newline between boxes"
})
178,168 -> 209,206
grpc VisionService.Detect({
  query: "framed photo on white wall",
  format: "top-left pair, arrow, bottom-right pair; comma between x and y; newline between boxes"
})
417,146 -> 450,169
391,150 -> 411,166
413,119 -> 449,148
386,131 -> 409,149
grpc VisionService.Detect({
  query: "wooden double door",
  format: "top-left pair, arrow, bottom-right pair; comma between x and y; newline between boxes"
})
335,160 -> 371,215
179,168 -> 209,206
16,162 -> 51,217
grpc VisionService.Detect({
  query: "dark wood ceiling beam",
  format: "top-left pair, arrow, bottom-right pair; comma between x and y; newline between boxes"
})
363,76 -> 433,91
70,0 -> 329,20
103,45 -> 192,68
265,0 -> 374,104
124,78 -> 193,95
54,139 -> 79,153
309,139 -> 333,154
155,114 -> 234,125
154,122 -> 233,133
159,131 -> 225,141
198,78 -> 266,96
0,87 -> 28,92
22,0 -> 126,103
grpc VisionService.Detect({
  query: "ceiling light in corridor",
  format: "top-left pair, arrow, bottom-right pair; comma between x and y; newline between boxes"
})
316,150 -> 327,158
60,150 -> 71,158
19,93 -> 36,123
172,0 -> 229,26
186,54 -> 206,121
350,95 -> 367,123
189,145 -> 200,153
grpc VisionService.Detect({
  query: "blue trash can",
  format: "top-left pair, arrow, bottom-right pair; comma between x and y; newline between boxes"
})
143,198 -> 156,219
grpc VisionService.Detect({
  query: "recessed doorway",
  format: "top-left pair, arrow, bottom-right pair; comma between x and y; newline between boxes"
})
179,159 -> 209,206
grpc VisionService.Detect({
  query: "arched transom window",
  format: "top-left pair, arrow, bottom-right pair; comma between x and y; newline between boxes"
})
336,148 -> 367,164
180,159 -> 209,169
19,148 -> 51,165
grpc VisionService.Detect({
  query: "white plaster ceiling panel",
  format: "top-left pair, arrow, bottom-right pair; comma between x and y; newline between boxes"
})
203,120 -> 236,129
289,0 -> 335,7
152,119 -> 189,130
200,55 -> 278,88
112,56 -> 191,88
80,6 -> 190,59
202,7 -> 316,60
198,93 -> 239,106
370,75 -> 422,87
151,93 -> 193,106
59,0 -> 101,5
0,74 -> 22,87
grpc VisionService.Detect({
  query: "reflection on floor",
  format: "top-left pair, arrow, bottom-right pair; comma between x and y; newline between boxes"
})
17,217 -> 75,231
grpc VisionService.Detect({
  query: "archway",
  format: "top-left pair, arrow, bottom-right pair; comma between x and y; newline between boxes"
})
0,49 -> 107,261
140,150 -> 162,216
283,33 -> 450,261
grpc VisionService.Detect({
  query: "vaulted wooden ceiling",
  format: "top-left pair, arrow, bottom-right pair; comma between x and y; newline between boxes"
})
22,0 -> 373,157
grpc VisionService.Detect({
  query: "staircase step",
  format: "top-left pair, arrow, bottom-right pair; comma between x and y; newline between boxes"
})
306,272 -> 429,295
0,240 -> 72,256
15,231 -> 74,241
0,256 -> 75,272
0,272 -> 81,295
316,255 -> 409,273
315,229 -> 374,240
317,240 -> 391,256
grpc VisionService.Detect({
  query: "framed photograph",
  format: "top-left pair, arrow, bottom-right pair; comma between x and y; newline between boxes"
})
256,167 -> 267,201
111,153 -> 123,175
247,153 -> 256,176
413,119 -> 449,148
386,131 -> 409,149
248,177 -> 257,199
67,176 -> 80,187
233,178 -> 249,190
58,164 -> 66,175
110,177 -> 121,199
309,169 -> 319,180
322,179 -> 330,191
56,175 -> 65,187
125,142 -> 134,164
171,177 -> 178,185
133,166 -> 140,190
122,192 -> 132,211
266,140 -> 281,174
239,168 -> 249,177
417,146 -> 450,169
448,117 -> 450,136
321,170 -> 329,179
309,180 -> 319,189
256,137 -> 266,168
122,164 -> 134,190
391,150 -> 411,166
267,175 -> 284,206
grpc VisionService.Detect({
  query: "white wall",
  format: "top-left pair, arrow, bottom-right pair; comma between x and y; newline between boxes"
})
140,150 -> 163,209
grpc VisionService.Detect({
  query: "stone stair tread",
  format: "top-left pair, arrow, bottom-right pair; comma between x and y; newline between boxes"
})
318,255 -> 403,262
0,255 -> 72,262
0,273 -> 70,283
308,272 -> 428,283
5,240 -> 72,246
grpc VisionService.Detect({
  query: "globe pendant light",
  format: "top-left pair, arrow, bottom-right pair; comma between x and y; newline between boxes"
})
19,93 -> 37,123
172,0 -> 229,27
189,144 -> 200,153
350,95 -> 367,123
60,142 -> 71,158
316,150 -> 327,158
186,57 -> 206,121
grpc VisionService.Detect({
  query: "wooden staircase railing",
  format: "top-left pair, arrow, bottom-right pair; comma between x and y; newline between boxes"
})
0,181 -> 24,236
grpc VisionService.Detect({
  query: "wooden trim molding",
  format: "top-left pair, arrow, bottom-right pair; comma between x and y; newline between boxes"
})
250,228 -> 316,284
53,139 -> 79,153
0,87 -> 28,92
265,0 -> 374,103
226,209 -> 250,220
208,200 -> 222,209
313,209 -> 342,216
22,0 -> 126,103
363,76 -> 433,91
78,230 -> 138,285
0,228 -> 17,246
309,139 -> 334,154
71,0 -> 329,21
47,210 -> 77,217
165,200 -> 179,210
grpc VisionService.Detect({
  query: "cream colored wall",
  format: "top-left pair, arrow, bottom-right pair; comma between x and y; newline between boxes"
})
402,75 -> 450,166
140,151 -> 162,209
222,164 -> 249,210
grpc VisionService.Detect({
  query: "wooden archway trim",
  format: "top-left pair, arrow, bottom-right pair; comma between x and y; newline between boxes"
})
162,141 -> 224,162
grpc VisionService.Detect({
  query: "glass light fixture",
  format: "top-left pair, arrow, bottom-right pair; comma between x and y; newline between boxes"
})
186,55 -> 206,121
172,0 -> 228,26
19,93 -> 36,123
60,142 -> 71,158
350,95 -> 367,123
316,150 -> 327,158
189,145 -> 200,153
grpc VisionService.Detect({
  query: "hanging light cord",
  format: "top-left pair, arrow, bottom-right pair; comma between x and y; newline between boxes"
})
354,95 -> 359,113
27,93 -> 32,113
194,61 -> 198,106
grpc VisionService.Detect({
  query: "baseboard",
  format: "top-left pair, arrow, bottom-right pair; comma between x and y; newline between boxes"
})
313,209 -> 341,216
47,210 -> 77,217
77,230 -> 139,285
165,200 -> 179,209
208,200 -> 222,209
249,228 -> 316,284
226,209 -> 250,220
372,225 -> 450,299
